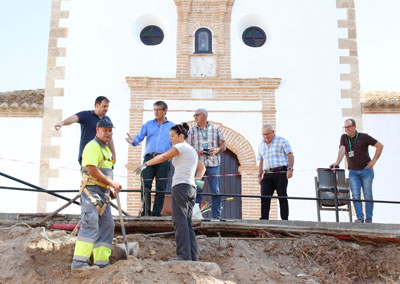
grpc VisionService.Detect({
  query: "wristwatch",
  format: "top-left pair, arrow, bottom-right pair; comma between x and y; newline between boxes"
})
287,168 -> 293,171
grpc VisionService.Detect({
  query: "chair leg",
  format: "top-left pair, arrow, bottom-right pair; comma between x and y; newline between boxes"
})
315,177 -> 321,222
348,202 -> 353,223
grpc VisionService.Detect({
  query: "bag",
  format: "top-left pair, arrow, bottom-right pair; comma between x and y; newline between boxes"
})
192,203 -> 203,220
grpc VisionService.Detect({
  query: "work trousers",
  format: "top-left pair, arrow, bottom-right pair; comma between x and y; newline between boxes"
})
260,172 -> 289,220
141,155 -> 170,216
72,186 -> 114,266
172,183 -> 198,261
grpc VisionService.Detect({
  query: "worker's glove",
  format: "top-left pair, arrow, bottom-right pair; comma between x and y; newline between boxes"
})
134,162 -> 147,175
195,180 -> 205,189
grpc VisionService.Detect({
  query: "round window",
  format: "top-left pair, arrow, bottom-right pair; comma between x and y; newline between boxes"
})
242,26 -> 266,47
140,25 -> 164,46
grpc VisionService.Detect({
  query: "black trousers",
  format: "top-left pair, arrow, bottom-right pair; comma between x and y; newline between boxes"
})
260,172 -> 289,220
171,183 -> 198,261
141,155 -> 170,216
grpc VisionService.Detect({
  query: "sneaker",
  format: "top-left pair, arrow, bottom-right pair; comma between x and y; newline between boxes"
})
354,219 -> 364,223
365,219 -> 372,223
210,217 -> 221,222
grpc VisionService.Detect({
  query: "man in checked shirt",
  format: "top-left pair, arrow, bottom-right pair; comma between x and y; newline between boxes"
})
187,108 -> 226,220
257,124 -> 294,220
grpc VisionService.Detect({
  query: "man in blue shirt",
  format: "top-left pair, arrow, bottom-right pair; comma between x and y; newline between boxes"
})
55,96 -> 116,165
126,101 -> 174,216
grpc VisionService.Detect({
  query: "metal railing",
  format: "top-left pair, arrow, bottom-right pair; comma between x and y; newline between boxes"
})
1,171 -> 399,223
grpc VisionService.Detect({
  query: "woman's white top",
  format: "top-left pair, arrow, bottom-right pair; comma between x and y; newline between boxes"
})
171,142 -> 198,187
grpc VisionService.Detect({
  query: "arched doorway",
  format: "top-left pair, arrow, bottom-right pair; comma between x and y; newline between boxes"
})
201,149 -> 242,219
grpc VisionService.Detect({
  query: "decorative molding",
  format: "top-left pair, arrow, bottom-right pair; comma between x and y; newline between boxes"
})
38,0 -> 69,212
337,0 -> 362,129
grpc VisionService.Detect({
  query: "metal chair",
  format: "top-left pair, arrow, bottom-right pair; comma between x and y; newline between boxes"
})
315,168 -> 352,222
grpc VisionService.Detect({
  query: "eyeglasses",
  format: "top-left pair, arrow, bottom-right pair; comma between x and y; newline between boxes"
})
343,125 -> 354,129
193,114 -> 202,117
154,108 -> 164,112
262,132 -> 273,136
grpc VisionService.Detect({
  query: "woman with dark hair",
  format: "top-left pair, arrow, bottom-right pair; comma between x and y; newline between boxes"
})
134,123 -> 206,261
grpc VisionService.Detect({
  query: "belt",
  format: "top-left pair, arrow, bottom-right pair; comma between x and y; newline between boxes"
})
146,153 -> 161,158
264,166 -> 287,174
80,174 -> 110,216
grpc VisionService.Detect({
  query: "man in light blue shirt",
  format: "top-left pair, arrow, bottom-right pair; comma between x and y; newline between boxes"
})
126,101 -> 175,216
257,124 -> 294,220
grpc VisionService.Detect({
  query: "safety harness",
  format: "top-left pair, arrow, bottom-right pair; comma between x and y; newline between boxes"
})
79,139 -> 114,216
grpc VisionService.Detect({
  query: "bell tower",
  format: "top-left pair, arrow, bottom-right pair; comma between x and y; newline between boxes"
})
175,0 -> 233,78
126,0 -> 281,219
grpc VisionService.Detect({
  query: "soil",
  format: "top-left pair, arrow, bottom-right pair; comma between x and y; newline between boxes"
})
1,225 -> 400,284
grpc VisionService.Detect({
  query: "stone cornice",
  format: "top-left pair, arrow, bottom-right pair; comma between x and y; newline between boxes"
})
126,77 -> 281,90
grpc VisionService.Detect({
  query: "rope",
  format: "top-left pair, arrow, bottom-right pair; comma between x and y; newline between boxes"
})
40,220 -> 81,245
0,222 -> 32,230
0,156 -> 318,180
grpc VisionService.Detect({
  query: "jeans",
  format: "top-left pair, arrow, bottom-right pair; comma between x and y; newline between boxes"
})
349,168 -> 374,222
195,166 -> 221,219
141,155 -> 170,216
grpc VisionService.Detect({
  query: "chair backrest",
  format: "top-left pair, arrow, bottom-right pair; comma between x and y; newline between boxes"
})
316,168 -> 347,190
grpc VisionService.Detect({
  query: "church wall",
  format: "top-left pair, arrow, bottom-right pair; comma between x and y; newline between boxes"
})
0,118 -> 42,213
362,114 -> 400,224
39,0 -> 178,214
37,0 -> 377,222
230,0 -> 358,221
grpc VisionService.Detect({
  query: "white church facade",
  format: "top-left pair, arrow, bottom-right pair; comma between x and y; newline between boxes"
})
1,0 -> 399,223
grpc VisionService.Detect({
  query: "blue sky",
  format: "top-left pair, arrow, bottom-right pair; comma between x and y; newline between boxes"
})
0,0 -> 399,92
0,0 -> 51,92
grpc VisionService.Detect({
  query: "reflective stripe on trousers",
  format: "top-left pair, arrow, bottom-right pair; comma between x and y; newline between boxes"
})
72,185 -> 114,265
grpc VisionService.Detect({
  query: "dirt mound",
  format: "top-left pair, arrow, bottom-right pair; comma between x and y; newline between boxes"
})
1,225 -> 400,283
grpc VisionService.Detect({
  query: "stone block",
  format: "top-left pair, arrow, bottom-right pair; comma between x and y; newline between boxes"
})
348,28 -> 357,39
338,20 -> 355,29
340,56 -> 358,65
50,27 -> 68,38
336,0 -> 355,9
339,38 -> 357,49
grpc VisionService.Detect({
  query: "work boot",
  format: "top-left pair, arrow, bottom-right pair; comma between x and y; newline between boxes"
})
95,263 -> 110,269
71,261 -> 99,271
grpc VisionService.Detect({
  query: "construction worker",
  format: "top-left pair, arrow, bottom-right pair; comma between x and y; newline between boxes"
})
71,119 -> 122,270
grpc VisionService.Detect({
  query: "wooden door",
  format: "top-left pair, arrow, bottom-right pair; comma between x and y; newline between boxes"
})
202,149 -> 242,219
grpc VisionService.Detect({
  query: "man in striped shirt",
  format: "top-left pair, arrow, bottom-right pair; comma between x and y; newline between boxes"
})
187,108 -> 226,220
257,124 -> 294,220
